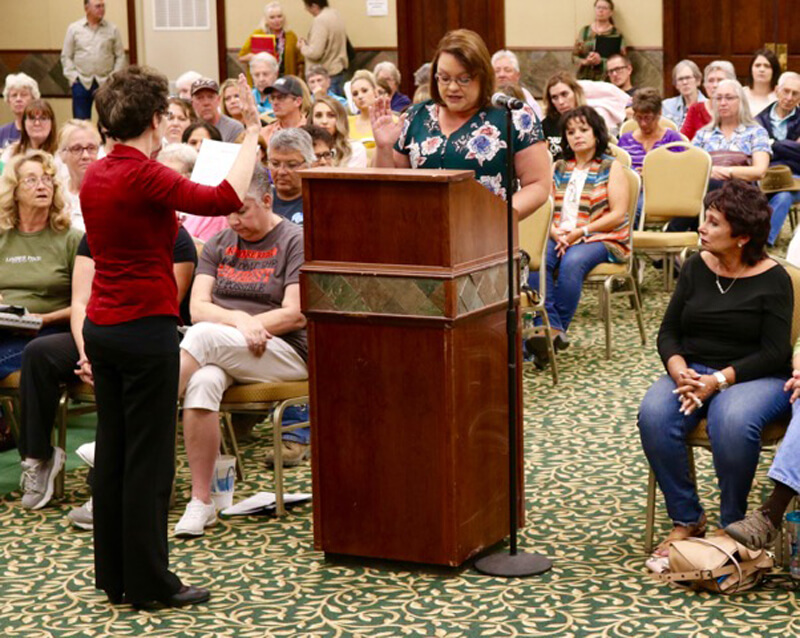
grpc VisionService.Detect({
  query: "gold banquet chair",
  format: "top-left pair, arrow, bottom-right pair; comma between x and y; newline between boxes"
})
520,197 -> 558,383
607,143 -> 632,169
633,142 -> 712,291
218,380 -> 309,516
0,371 -> 21,444
583,166 -> 646,359
619,116 -> 679,136
643,258 -> 800,563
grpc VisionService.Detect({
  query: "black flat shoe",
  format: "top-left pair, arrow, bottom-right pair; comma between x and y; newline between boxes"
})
133,585 -> 211,610
524,335 -> 549,361
554,333 -> 570,351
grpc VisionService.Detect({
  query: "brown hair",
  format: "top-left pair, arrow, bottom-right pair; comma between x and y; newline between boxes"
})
15,100 -> 57,156
631,87 -> 662,115
95,66 -> 169,141
704,180 -> 770,266
430,29 -> 494,110
544,71 -> 586,120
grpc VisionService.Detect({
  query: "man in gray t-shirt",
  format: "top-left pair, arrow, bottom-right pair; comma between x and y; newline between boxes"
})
190,78 -> 244,143
175,167 -> 308,538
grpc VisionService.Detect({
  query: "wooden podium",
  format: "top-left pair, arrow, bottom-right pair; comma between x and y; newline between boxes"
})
300,168 -> 523,567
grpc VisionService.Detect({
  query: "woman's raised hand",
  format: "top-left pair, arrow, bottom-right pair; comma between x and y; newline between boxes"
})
237,73 -> 262,132
370,96 -> 404,149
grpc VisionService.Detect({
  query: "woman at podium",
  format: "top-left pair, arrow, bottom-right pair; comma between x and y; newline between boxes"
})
371,29 -> 550,219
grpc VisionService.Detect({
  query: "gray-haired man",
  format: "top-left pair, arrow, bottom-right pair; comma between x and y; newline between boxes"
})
267,128 -> 316,226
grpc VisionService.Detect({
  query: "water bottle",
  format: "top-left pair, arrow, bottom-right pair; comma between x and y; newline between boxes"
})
786,511 -> 800,579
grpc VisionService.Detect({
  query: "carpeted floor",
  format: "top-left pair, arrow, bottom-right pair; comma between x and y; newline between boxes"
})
1,265 -> 798,637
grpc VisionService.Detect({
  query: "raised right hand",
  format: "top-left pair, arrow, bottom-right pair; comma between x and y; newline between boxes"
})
237,73 -> 262,133
370,96 -> 404,149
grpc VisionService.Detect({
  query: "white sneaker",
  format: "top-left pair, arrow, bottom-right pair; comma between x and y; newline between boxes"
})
67,497 -> 93,530
76,442 -> 96,468
174,498 -> 217,538
20,447 -> 66,510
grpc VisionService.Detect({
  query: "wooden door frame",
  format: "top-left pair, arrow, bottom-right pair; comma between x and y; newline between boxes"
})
126,0 -> 138,64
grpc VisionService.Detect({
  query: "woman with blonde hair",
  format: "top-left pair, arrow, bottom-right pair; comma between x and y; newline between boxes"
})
238,2 -> 302,81
348,69 -> 383,160
0,150 -> 82,382
57,119 -> 102,231
311,94 -> 367,167
220,79 -> 244,123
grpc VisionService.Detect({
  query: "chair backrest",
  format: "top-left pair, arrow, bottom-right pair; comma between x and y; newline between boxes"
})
620,116 -> 678,135
519,197 -> 554,297
773,257 -> 800,344
608,143 -> 632,168
620,166 -> 641,270
641,141 -> 712,228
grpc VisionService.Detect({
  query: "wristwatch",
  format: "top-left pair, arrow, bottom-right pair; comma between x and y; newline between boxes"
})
713,371 -> 729,391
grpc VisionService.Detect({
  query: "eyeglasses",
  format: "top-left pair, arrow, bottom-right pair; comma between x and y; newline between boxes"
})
675,75 -> 696,83
268,159 -> 305,171
27,116 -> 51,124
434,73 -> 473,87
19,174 -> 54,189
607,66 -> 629,75
715,94 -> 739,102
315,150 -> 334,161
66,144 -> 99,156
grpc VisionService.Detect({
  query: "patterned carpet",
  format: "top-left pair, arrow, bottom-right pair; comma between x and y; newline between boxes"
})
1,266 -> 799,637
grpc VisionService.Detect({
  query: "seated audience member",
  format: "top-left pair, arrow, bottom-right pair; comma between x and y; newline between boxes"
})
250,52 -> 280,118
220,79 -> 245,124
525,106 -> 629,367
606,53 -> 636,96
175,70 -> 203,100
57,119 -> 102,231
491,50 -> 544,120
348,70 -> 382,159
725,363 -> 800,550
755,71 -> 800,245
745,48 -> 780,117
412,62 -> 432,104
311,94 -> 367,167
0,73 -> 39,150
261,76 -> 307,146
638,180 -> 792,557
0,151 -> 82,494
681,60 -> 736,141
238,2 -> 302,80
305,65 -> 348,108
182,121 -> 222,152
175,166 -> 307,537
662,60 -> 706,128
373,61 -> 412,113
191,78 -> 244,143
618,88 -> 684,174
301,124 -> 335,166
1,100 -> 58,164
17,208 -> 197,518
267,128 -> 315,225
164,97 -> 196,146
542,72 -> 586,158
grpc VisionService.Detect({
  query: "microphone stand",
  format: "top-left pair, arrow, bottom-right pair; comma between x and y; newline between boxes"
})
474,102 -> 553,578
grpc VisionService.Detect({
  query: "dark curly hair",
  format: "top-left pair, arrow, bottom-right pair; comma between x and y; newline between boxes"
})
559,105 -> 610,161
95,66 -> 169,141
703,179 -> 771,266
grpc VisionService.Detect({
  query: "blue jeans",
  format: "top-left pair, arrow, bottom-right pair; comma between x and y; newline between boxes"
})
281,405 -> 309,445
0,326 -> 68,379
769,400 -> 800,494
768,186 -> 800,245
638,363 -> 791,527
329,73 -> 345,98
71,80 -> 99,120
527,239 -> 610,332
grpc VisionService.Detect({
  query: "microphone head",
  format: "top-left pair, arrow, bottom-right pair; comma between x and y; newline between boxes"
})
491,92 -> 524,110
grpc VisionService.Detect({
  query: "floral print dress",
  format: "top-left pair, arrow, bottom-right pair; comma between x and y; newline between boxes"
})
394,100 -> 544,201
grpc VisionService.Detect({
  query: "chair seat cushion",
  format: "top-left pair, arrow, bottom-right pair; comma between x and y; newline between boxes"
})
221,381 -> 309,404
688,416 -> 790,447
68,382 -> 96,401
0,371 -> 20,389
633,231 -> 698,249
587,262 -> 626,277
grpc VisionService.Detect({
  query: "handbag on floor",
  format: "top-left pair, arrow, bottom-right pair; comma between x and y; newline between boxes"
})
652,534 -> 774,594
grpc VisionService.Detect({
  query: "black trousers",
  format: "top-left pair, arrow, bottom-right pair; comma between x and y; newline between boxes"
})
83,318 -> 182,603
18,332 -> 81,460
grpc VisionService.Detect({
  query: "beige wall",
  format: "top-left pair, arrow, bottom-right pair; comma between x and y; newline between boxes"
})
0,99 -> 73,128
507,0 -> 662,49
0,0 -> 128,50
225,0 -> 398,50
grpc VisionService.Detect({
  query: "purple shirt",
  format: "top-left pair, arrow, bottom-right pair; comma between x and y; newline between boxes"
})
0,122 -> 21,150
618,128 -> 684,173
391,91 -> 412,112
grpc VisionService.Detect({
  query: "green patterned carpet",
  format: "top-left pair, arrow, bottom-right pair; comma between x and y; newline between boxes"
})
1,267 -> 799,637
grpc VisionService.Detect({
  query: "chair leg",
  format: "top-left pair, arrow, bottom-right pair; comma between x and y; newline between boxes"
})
272,401 -> 287,517
1,396 -> 21,443
603,279 -> 613,359
221,412 -> 244,482
54,390 -> 69,499
540,309 -> 559,385
631,275 -> 647,346
645,467 -> 657,554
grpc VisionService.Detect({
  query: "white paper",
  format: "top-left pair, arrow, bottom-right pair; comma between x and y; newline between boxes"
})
366,0 -> 388,17
189,139 -> 241,186
221,491 -> 312,516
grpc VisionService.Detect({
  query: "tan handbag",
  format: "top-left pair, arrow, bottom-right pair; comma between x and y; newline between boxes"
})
653,535 -> 774,594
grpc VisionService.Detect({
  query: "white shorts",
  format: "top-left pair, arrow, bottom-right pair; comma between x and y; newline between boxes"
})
180,322 -> 307,412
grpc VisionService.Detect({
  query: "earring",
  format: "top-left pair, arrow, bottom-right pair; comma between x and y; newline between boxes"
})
738,242 -> 743,247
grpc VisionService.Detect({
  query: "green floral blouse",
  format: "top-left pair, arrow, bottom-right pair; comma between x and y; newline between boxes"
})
394,100 -> 544,201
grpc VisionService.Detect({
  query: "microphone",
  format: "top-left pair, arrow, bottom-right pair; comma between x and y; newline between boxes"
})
491,93 -> 524,110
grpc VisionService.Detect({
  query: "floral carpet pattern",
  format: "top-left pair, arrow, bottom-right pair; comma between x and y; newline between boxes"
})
1,268 -> 799,637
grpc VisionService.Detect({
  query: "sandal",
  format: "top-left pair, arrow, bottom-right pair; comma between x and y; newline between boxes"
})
652,513 -> 707,558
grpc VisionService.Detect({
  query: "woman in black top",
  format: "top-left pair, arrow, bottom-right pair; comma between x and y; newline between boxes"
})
638,180 -> 793,557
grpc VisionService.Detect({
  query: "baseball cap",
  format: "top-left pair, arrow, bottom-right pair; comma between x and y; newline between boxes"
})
265,76 -> 304,97
190,77 -> 220,96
